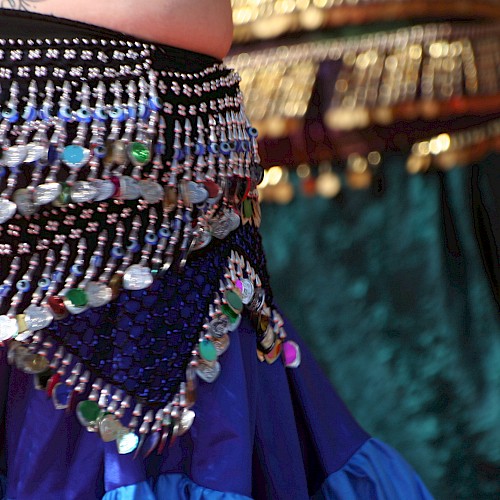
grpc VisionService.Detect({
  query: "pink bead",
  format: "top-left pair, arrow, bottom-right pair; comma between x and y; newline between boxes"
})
282,341 -> 301,369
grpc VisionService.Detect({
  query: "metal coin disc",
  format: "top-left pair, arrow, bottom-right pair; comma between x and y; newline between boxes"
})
248,288 -> 266,312
117,432 -> 139,454
190,228 -> 212,252
227,314 -> 242,332
0,315 -> 18,341
227,209 -> 241,232
186,181 -> 209,204
21,353 -> 50,374
13,189 -> 37,216
7,342 -> 27,366
213,334 -> 230,356
99,414 -> 124,442
138,180 -> 164,204
210,215 -> 232,240
3,145 -> 28,167
25,143 -> 45,163
207,316 -> 229,339
123,265 -> 154,291
239,279 -> 255,305
195,360 -> 221,384
85,282 -> 113,308
70,181 -> 98,203
0,198 -> 17,224
34,183 -> 62,205
24,304 -> 54,331
119,176 -> 141,200
93,179 -> 116,201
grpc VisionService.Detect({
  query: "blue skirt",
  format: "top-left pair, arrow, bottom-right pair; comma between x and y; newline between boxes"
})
1,314 -> 432,499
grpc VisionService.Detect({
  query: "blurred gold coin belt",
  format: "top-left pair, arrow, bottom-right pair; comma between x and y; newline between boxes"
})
228,22 -> 500,134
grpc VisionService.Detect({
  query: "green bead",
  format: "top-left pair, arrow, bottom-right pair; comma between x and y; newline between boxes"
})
65,288 -> 88,307
242,199 -> 253,219
225,290 -> 243,314
129,142 -> 151,166
221,304 -> 239,323
77,400 -> 101,425
53,183 -> 71,206
199,339 -> 218,362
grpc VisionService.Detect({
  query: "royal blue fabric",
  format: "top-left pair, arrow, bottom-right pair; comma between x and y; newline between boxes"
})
0,314 -> 432,499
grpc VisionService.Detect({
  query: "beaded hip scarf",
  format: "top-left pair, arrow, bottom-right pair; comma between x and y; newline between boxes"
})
0,11 -> 300,455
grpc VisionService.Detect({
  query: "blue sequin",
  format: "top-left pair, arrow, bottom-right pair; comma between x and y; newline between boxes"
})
39,104 -> 53,121
2,106 -> 19,123
16,280 -> 30,292
52,271 -> 63,282
22,105 -> 37,122
126,240 -> 141,253
145,232 -> 159,245
138,103 -> 150,120
90,255 -> 103,267
108,106 -> 126,122
94,145 -> 107,159
247,126 -> 259,138
111,247 -> 125,259
194,144 -> 206,155
58,105 -> 73,122
93,108 -> 108,121
76,108 -> 93,123
38,277 -> 51,290
71,264 -> 84,276
127,106 -> 137,119
148,96 -> 163,111
158,228 -> 170,239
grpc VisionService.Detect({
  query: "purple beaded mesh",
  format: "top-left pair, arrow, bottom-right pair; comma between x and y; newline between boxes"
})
44,224 -> 271,407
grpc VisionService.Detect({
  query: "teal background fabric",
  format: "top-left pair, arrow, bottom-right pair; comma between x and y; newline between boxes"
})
259,153 -> 500,499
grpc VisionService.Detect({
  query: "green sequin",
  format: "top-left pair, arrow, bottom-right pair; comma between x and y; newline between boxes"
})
199,339 -> 218,362
243,199 -> 253,219
66,288 -> 88,307
129,142 -> 151,166
77,400 -> 101,425
225,289 -> 243,313
221,303 -> 239,323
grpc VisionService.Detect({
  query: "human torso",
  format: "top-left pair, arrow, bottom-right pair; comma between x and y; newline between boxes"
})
0,0 -> 233,58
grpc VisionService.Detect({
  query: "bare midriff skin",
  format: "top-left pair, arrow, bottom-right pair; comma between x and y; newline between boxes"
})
0,0 -> 234,59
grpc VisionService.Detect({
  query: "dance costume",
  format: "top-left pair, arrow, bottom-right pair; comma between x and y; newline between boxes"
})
0,10 -> 432,499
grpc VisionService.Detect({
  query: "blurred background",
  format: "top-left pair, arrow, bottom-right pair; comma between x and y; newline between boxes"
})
227,1 -> 500,498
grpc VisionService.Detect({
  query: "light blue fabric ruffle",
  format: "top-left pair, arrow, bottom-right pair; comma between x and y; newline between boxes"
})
314,439 -> 434,500
102,439 -> 433,499
103,473 -> 252,500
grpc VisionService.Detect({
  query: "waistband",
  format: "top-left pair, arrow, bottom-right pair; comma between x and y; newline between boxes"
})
0,8 -> 221,72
